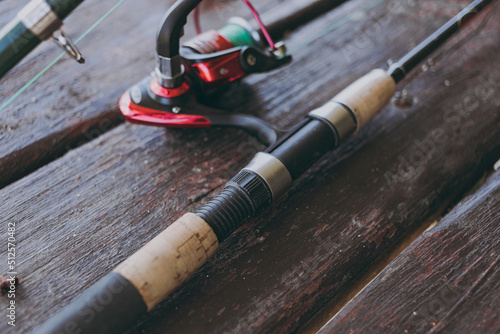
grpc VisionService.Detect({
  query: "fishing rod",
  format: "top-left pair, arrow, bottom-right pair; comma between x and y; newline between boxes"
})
0,0 -> 85,79
36,0 -> 493,333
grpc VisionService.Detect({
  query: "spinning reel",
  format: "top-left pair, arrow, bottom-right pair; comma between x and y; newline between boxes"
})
119,0 -> 291,146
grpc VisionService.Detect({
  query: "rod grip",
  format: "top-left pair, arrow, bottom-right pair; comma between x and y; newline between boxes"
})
36,213 -> 219,334
333,69 -> 396,132
114,212 -> 219,310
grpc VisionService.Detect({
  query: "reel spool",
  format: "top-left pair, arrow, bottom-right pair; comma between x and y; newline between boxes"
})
181,17 -> 264,92
184,18 -> 261,54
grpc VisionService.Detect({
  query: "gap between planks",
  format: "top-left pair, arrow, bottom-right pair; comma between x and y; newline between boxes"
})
298,168 -> 496,333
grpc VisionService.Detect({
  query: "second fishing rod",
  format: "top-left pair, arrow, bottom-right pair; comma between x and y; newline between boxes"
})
36,0 -> 493,333
0,0 -> 85,79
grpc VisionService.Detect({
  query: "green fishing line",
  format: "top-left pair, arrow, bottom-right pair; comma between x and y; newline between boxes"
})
0,0 -> 126,112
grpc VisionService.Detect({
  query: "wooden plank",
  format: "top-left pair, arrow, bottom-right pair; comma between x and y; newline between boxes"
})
319,167 -> 500,334
0,0 -> 499,333
0,0 -> 347,188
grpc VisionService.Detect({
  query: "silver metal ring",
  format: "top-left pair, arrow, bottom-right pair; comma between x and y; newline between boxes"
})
243,152 -> 292,201
308,101 -> 356,141
387,62 -> 407,76
17,0 -> 62,40
156,55 -> 184,88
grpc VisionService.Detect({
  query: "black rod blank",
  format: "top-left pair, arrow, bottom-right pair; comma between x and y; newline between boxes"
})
388,0 -> 492,83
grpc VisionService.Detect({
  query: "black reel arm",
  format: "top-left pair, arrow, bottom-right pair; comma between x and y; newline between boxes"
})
156,0 -> 202,87
156,0 -> 202,58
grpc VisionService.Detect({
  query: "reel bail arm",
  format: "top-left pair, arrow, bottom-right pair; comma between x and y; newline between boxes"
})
156,0 -> 202,88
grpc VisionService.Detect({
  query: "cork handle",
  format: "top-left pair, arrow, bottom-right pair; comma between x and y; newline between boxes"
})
333,69 -> 396,131
114,213 -> 219,310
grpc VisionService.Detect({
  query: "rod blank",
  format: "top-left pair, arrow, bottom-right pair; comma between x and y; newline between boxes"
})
388,0 -> 492,83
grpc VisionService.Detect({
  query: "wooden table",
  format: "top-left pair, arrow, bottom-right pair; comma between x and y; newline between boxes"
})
0,0 -> 499,333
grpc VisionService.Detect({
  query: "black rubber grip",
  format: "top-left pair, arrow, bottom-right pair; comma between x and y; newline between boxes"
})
197,170 -> 271,241
34,272 -> 147,334
228,169 -> 271,211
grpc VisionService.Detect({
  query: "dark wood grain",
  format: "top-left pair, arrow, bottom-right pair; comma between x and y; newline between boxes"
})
0,0 -> 498,333
319,168 -> 500,334
0,0 -> 347,189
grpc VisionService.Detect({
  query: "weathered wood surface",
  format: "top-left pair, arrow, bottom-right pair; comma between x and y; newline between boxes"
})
0,0 -> 499,333
319,168 -> 500,334
0,0 -> 347,188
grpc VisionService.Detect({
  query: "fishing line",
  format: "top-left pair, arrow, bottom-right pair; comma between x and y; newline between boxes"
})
242,0 -> 276,49
1,0 -> 388,112
0,0 -> 126,112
